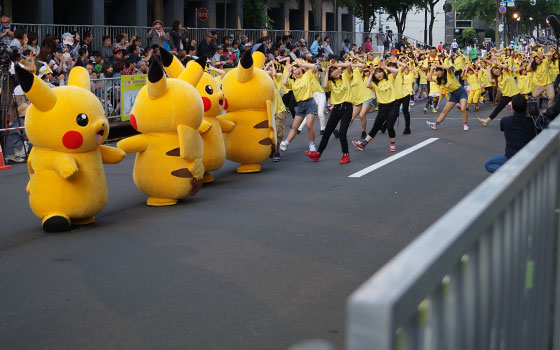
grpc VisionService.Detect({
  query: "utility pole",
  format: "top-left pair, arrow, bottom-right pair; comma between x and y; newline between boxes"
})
494,0 -> 500,45
424,5 -> 428,44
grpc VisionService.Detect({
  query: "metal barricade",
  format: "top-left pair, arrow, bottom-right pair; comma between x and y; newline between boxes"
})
12,23 -> 427,57
90,77 -> 123,124
346,118 -> 560,350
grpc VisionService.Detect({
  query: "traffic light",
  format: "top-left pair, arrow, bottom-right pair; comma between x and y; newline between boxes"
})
530,0 -> 536,5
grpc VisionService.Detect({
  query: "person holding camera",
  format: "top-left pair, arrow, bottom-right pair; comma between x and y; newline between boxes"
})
148,20 -> 170,49
0,12 -> 13,47
484,95 -> 537,173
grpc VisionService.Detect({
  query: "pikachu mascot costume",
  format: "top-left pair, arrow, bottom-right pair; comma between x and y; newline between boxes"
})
117,59 -> 205,206
159,49 -> 234,183
14,65 -> 125,232
220,46 -> 276,173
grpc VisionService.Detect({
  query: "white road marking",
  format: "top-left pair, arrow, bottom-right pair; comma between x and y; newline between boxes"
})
349,138 -> 439,178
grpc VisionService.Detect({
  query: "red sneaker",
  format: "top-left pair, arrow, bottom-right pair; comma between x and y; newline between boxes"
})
305,151 -> 321,162
389,144 -> 396,152
340,153 -> 350,164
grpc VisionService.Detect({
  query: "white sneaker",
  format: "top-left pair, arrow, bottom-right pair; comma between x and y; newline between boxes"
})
308,143 -> 316,152
463,124 -> 469,131
279,140 -> 288,151
426,121 -> 437,130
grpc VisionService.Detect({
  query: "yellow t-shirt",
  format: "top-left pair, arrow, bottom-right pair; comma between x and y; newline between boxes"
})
516,72 -> 533,95
371,74 -> 396,104
289,69 -> 315,102
423,57 -> 441,92
478,69 -> 491,87
534,58 -> 553,86
417,63 -> 427,85
453,55 -> 466,71
273,73 -> 287,114
437,71 -> 461,93
281,68 -> 292,95
310,70 -> 324,94
466,72 -> 480,91
393,71 -> 409,99
497,70 -> 520,97
550,59 -> 559,78
327,70 -> 353,105
403,71 -> 417,93
351,68 -> 373,105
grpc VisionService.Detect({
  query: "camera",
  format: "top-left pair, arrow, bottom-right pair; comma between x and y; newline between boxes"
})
529,93 -> 560,130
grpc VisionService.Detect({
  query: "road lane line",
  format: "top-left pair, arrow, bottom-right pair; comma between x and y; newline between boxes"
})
349,138 -> 439,178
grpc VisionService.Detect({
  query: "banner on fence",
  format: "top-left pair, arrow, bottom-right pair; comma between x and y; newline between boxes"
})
120,74 -> 146,122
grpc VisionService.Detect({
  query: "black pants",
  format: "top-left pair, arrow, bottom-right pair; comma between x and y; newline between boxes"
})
483,86 -> 494,103
397,95 -> 411,129
318,102 -> 352,154
368,101 -> 398,139
489,94 -> 518,120
282,90 -> 297,119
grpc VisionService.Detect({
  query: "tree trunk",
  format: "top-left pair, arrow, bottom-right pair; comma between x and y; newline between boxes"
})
153,0 -> 163,21
428,0 -> 439,46
311,0 -> 322,32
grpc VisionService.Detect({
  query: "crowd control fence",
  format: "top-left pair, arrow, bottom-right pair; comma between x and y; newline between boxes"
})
345,117 -> 560,350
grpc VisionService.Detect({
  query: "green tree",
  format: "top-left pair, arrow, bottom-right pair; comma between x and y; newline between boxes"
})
344,0 -> 377,33
243,0 -> 273,29
383,0 -> 425,40
461,27 -> 476,44
454,0 -> 560,43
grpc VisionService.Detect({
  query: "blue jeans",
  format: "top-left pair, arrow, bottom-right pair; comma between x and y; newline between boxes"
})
485,154 -> 508,173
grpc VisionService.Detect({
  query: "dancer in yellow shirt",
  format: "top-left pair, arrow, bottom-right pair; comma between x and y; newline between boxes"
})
426,64 -> 470,131
477,59 -> 520,127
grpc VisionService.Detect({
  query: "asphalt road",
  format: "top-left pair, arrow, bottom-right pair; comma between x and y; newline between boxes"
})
0,100 -> 508,350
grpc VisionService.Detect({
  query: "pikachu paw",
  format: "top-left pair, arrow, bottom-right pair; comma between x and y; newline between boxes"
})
198,120 -> 213,134
60,165 -> 78,180
237,163 -> 262,173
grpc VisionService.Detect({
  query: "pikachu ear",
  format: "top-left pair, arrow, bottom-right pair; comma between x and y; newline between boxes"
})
252,45 -> 266,70
15,64 -> 57,112
178,55 -> 206,87
68,66 -> 91,90
147,60 -> 167,99
236,50 -> 254,83
160,47 -> 185,78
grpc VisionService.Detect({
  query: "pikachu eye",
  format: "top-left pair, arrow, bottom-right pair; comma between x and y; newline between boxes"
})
76,113 -> 89,127
205,85 -> 213,95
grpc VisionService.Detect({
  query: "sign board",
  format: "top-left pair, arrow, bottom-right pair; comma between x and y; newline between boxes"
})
507,1 -> 514,6
499,6 -> 507,13
530,0 -> 536,4
507,0 -> 514,2
120,74 -> 146,121
197,8 -> 208,21
499,1 -> 506,6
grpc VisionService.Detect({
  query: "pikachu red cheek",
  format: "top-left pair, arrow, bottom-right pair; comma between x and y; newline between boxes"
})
62,131 -> 83,149
202,97 -> 212,112
224,98 -> 229,110
130,113 -> 138,130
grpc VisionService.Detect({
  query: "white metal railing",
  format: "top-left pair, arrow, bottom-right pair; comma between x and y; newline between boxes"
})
346,117 -> 560,350
90,77 -> 122,123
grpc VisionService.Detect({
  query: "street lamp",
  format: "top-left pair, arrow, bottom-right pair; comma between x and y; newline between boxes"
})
513,13 -> 519,19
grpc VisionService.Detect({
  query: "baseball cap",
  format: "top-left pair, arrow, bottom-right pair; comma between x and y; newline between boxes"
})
37,65 -> 53,78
